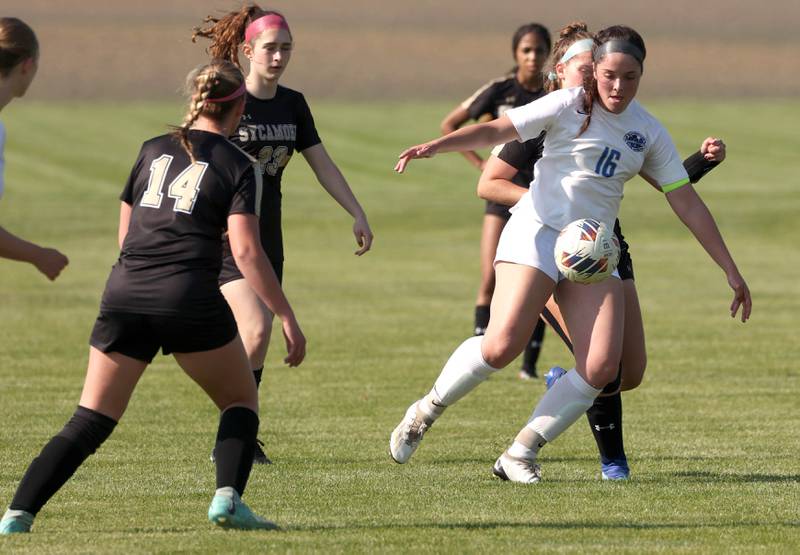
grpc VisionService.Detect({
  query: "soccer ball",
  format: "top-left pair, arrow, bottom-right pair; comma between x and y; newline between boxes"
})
554,218 -> 620,284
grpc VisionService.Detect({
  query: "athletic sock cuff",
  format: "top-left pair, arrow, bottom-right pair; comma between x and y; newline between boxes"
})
566,369 -> 602,398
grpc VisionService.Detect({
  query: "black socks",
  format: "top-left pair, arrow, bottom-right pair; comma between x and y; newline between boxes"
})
214,406 -> 259,496
10,406 -> 117,515
474,305 -> 490,336
522,319 -> 546,373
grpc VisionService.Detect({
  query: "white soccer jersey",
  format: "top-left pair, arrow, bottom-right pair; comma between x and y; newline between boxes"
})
0,121 -> 5,200
506,86 -> 689,230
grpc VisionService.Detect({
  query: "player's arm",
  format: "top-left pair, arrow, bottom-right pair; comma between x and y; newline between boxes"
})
665,184 -> 751,322
118,201 -> 132,248
477,155 -> 528,206
641,137 -> 726,190
440,104 -> 486,171
301,143 -> 373,255
228,213 -> 306,366
0,224 -> 68,280
395,115 -> 519,173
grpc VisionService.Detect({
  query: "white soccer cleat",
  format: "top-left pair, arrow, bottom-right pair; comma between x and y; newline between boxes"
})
492,452 -> 541,484
389,401 -> 430,464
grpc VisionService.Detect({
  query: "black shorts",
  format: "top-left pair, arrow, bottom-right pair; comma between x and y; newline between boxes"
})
485,200 -> 512,220
218,253 -> 284,287
614,220 -> 635,281
89,307 -> 238,363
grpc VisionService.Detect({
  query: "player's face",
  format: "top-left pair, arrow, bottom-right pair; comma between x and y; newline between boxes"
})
515,33 -> 549,80
558,51 -> 593,89
594,53 -> 641,114
247,27 -> 293,82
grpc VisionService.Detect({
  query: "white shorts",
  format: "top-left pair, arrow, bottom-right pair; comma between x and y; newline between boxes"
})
494,197 -> 619,283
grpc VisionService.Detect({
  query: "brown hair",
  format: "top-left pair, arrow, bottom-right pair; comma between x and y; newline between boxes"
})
192,4 -> 290,70
0,17 -> 38,77
173,60 -> 244,161
543,21 -> 593,93
578,25 -> 646,136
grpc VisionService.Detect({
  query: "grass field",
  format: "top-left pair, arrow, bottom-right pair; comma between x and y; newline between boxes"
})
0,99 -> 798,553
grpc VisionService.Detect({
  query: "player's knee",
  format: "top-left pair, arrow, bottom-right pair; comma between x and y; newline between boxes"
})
240,319 -> 271,352
584,359 -> 621,389
481,335 -> 521,368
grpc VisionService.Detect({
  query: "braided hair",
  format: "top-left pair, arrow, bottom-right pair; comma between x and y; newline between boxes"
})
192,3 -> 290,69
173,60 -> 244,162
578,26 -> 646,136
543,21 -> 593,93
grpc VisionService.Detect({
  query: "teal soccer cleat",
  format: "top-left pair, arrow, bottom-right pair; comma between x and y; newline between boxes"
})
208,487 -> 279,530
0,509 -> 34,534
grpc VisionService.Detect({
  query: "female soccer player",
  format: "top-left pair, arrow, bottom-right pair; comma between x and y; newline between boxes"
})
0,17 -> 68,280
389,25 -> 750,483
0,60 -> 304,534
479,22 -> 726,480
193,6 -> 373,463
440,23 -> 551,379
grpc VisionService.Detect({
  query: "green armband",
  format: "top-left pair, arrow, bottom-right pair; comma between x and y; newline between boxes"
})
661,178 -> 690,194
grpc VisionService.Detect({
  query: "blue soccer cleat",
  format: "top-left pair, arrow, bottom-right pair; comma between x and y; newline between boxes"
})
0,509 -> 34,534
601,458 -> 630,481
208,487 -> 279,530
544,366 -> 567,389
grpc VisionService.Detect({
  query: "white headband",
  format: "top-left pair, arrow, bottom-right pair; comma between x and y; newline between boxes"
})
558,38 -> 595,65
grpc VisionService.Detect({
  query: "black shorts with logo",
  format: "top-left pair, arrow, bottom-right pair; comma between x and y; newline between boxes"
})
89,306 -> 238,364
614,219 -> 634,281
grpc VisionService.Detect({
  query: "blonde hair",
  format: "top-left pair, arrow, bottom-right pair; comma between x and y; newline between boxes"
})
543,21 -> 594,93
173,60 -> 244,161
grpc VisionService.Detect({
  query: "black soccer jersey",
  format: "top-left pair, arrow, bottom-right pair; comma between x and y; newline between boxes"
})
495,133 -> 545,190
226,86 -> 321,266
463,75 -> 545,189
100,130 -> 260,317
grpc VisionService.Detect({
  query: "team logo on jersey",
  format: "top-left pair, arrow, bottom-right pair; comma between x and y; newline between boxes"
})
624,131 -> 646,152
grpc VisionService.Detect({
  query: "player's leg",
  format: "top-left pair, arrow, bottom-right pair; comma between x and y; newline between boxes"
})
390,261 -> 554,463
495,277 -> 624,483
220,278 -> 274,464
520,318 -> 546,379
1,344 -> 148,534
474,212 -> 506,335
174,338 -> 276,530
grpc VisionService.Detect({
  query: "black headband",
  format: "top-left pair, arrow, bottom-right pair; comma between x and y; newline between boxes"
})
593,40 -> 644,67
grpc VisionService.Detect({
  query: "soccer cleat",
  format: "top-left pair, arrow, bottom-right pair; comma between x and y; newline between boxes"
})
601,458 -> 630,481
389,401 -> 430,464
207,486 -> 279,530
0,509 -> 34,535
492,452 -> 541,484
211,438 -> 272,465
544,366 -> 567,389
253,439 -> 272,465
518,367 -> 538,380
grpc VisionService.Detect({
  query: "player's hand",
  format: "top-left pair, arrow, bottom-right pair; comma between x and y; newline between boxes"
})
395,141 -> 439,173
34,247 -> 69,281
353,215 -> 373,256
281,315 -> 306,367
701,137 -> 726,162
727,270 -> 751,323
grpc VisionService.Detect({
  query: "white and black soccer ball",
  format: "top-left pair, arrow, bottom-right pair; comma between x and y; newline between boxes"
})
554,218 -> 620,284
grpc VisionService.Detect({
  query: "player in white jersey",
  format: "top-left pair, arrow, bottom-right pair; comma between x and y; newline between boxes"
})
389,25 -> 751,482
0,18 -> 68,280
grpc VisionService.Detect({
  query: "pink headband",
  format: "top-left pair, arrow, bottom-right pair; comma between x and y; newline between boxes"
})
206,82 -> 246,103
244,14 -> 290,43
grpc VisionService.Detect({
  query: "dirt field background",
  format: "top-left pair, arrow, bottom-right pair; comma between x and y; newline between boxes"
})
5,0 -> 800,101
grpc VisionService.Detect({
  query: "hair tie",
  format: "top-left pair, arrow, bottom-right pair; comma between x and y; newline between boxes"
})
245,14 -> 290,43
558,38 -> 595,65
547,71 -> 558,81
206,82 -> 246,103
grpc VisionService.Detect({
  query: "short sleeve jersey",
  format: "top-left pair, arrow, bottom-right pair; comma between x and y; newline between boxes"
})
0,121 -> 6,200
100,130 -> 260,316
227,86 -> 321,263
461,75 -> 545,187
491,134 -> 545,190
506,86 -> 689,230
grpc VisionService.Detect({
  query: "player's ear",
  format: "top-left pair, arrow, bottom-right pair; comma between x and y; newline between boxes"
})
241,41 -> 253,61
555,62 -> 566,82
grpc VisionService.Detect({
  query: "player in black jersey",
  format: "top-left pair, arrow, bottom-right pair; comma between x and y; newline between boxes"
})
476,22 -> 726,481
0,61 -> 304,534
440,23 -> 551,379
0,18 -> 68,281
193,6 -> 373,464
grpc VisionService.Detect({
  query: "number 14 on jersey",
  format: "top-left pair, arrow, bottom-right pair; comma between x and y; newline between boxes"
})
140,155 -> 208,214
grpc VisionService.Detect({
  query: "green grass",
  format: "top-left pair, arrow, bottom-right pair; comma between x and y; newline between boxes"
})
1,98 -> 798,553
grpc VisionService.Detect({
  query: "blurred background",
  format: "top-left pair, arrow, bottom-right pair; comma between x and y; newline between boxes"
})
7,0 -> 800,101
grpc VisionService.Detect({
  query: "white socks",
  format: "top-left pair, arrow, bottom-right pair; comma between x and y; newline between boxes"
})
418,336 -> 499,421
514,368 -> 601,455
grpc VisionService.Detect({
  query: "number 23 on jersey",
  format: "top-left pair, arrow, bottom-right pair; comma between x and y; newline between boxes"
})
140,155 -> 208,214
